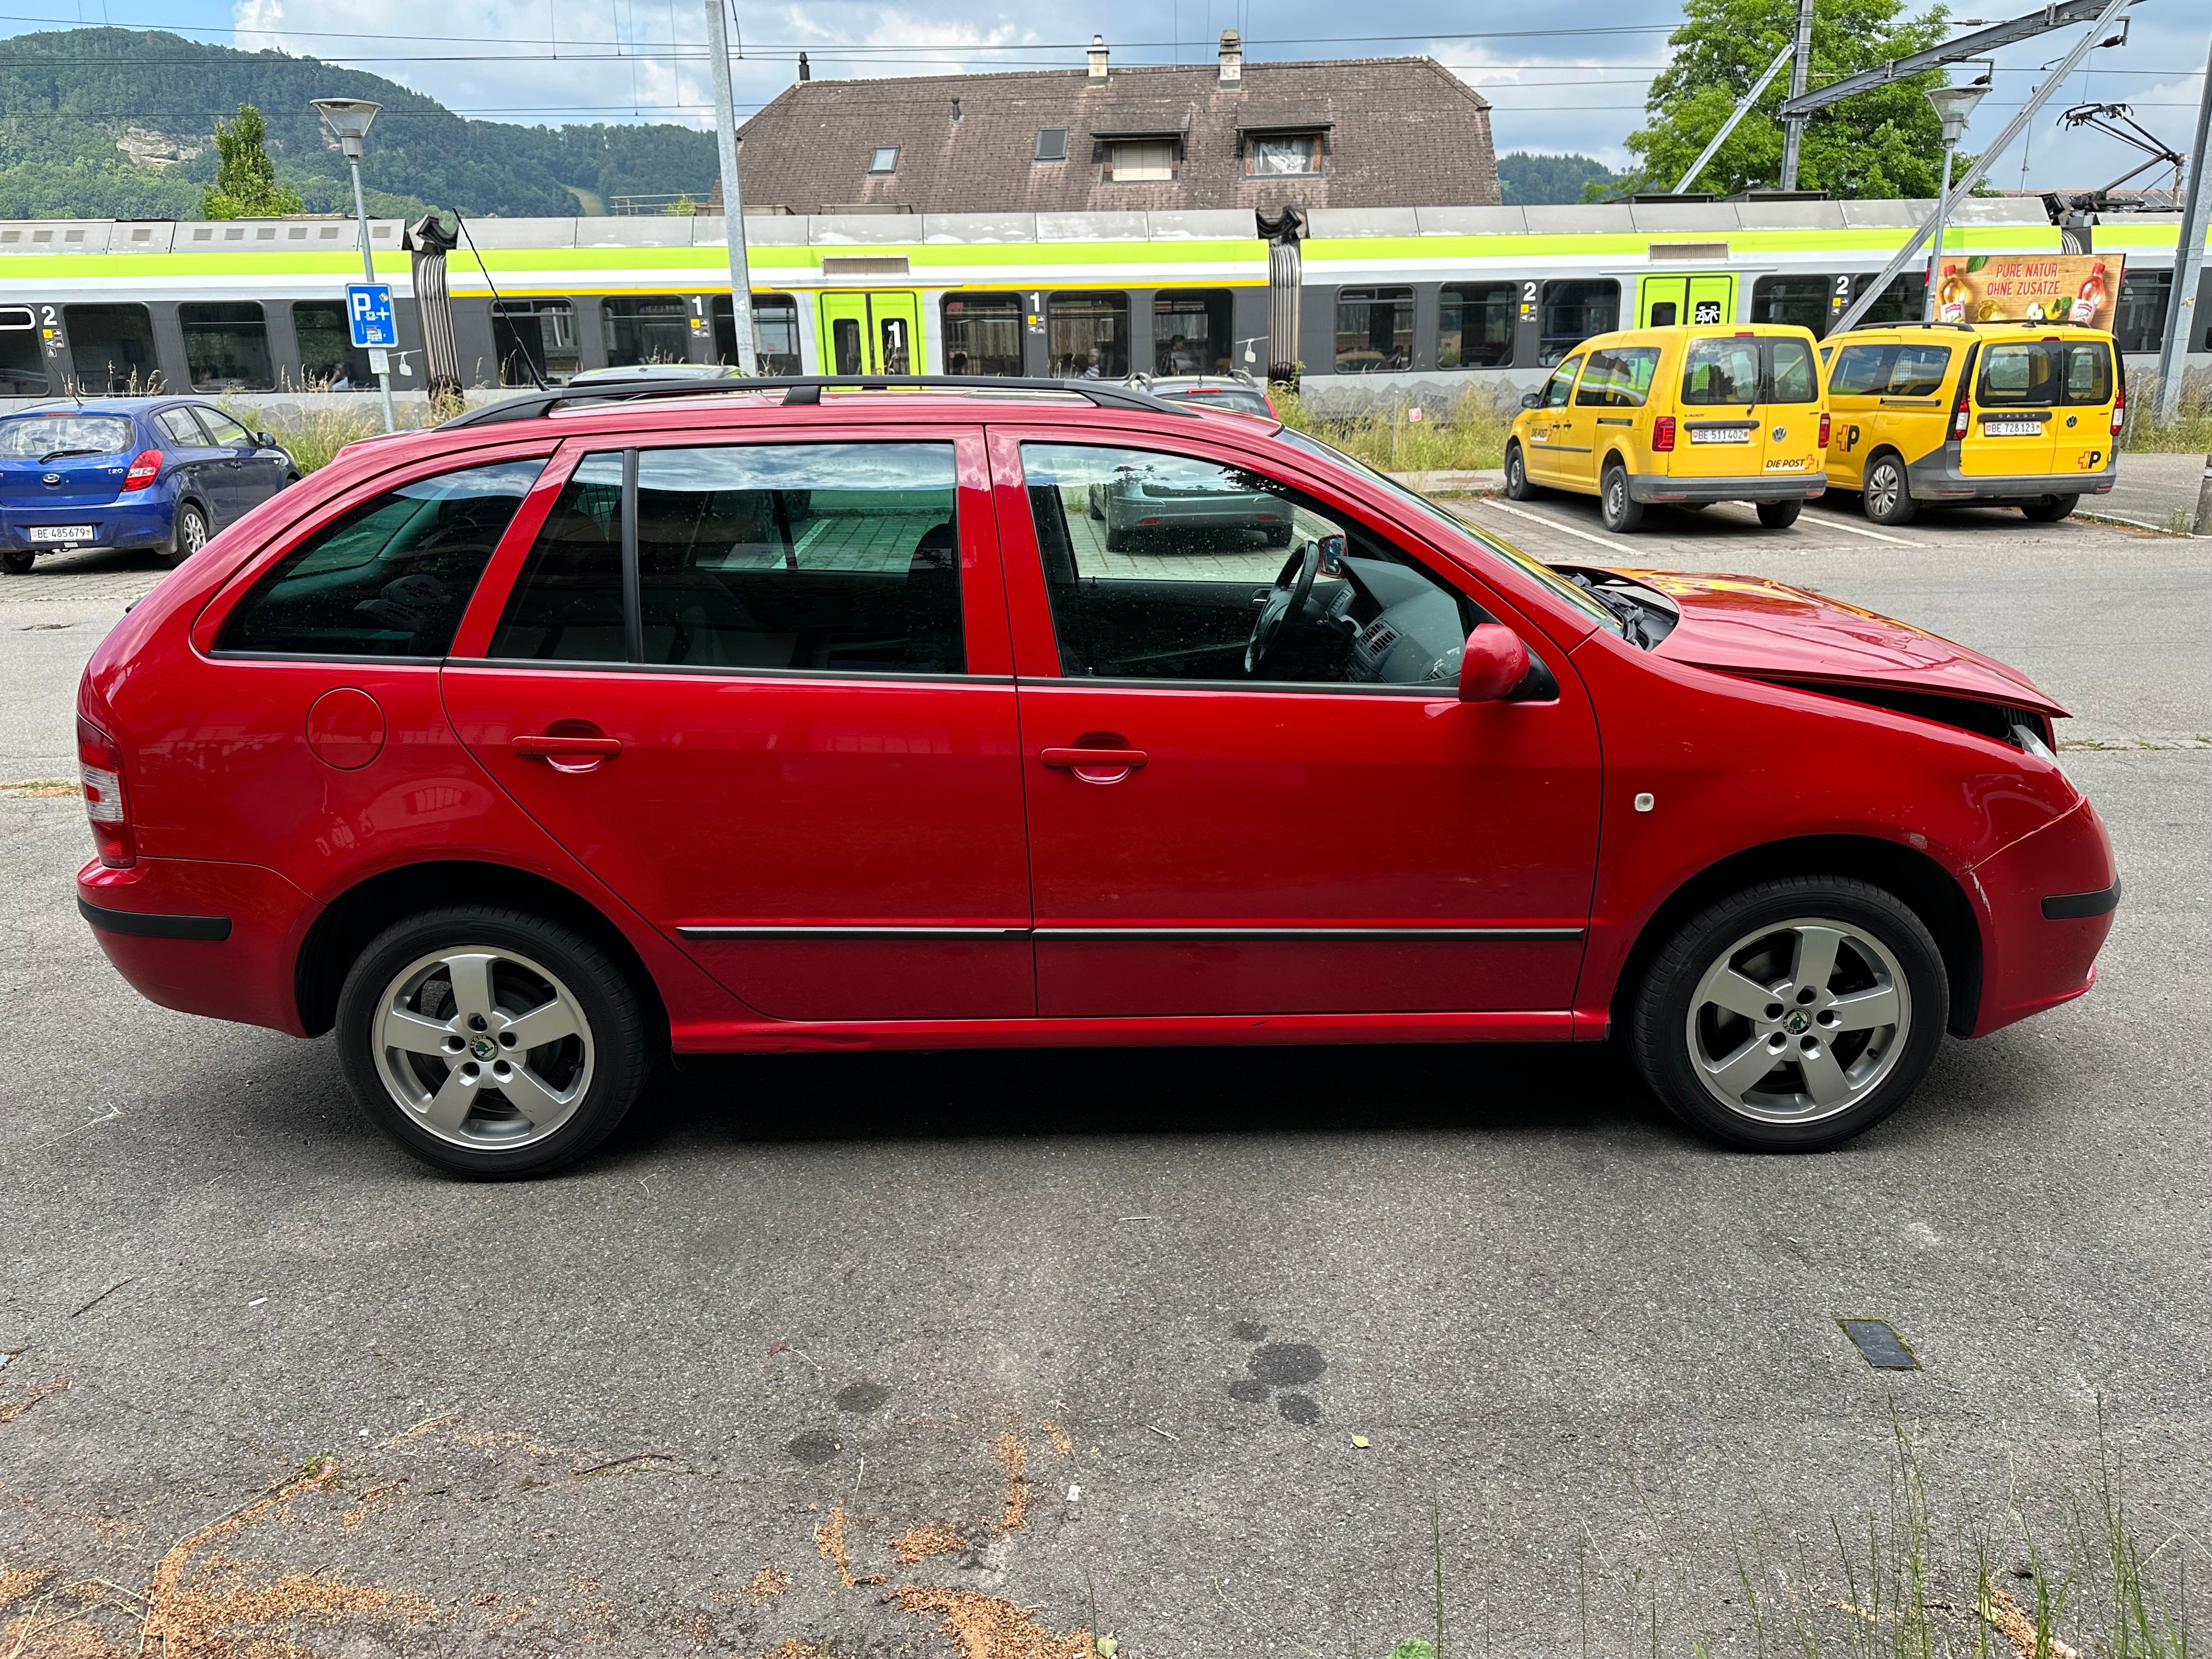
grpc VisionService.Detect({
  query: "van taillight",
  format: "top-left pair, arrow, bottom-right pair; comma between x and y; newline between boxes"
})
121,450 -> 161,491
1818,413 -> 1831,448
1951,381 -> 1972,441
1652,415 -> 1677,452
2111,377 -> 2126,438
77,714 -> 134,868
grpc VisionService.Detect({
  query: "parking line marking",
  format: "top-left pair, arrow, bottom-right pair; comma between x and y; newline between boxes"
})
1469,497 -> 1639,553
1800,512 -> 1923,548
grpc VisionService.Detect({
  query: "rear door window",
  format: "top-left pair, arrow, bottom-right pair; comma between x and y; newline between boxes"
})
216,459 -> 546,658
154,409 -> 205,447
1977,342 -> 2056,405
490,442 -> 965,674
1682,338 -> 1760,405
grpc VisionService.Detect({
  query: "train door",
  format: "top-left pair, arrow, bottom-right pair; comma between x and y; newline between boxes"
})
816,291 -> 925,374
1638,275 -> 1735,328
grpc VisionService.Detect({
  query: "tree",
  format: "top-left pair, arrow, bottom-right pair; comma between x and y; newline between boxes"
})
1616,0 -> 1966,200
1499,152 -> 1627,205
200,103 -> 304,219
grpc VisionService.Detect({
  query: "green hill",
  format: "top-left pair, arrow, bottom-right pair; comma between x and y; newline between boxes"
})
1497,152 -> 1630,206
0,27 -> 719,222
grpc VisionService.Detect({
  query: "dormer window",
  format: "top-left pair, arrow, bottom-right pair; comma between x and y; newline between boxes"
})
1109,140 -> 1175,182
1035,127 -> 1069,162
869,146 -> 899,173
1246,133 -> 1321,177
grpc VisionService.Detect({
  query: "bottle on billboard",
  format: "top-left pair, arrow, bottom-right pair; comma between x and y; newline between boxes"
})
2069,260 -> 2107,326
1937,263 -> 1968,323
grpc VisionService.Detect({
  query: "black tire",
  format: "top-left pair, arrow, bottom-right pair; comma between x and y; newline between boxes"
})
1756,498 -> 1803,529
1103,523 -> 1128,551
162,501 -> 210,569
1627,875 -> 1949,1153
1860,453 -> 1918,525
336,905 -> 652,1178
1599,462 -> 1645,533
0,548 -> 33,575
1264,523 -> 1295,548
1503,442 -> 1538,500
2020,493 -> 2078,523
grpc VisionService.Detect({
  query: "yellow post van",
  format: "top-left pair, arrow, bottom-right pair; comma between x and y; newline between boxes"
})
1504,323 -> 1827,532
1818,321 -> 2121,525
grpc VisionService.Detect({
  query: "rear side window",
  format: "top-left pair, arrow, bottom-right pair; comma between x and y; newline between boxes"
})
0,413 -> 133,456
1768,338 -> 1818,403
217,459 -> 545,658
1826,343 -> 1893,397
1573,347 -> 1660,408
1682,338 -> 1760,405
490,442 -> 964,674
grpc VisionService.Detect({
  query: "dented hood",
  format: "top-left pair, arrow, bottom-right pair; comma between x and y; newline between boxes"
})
1593,566 -> 2068,719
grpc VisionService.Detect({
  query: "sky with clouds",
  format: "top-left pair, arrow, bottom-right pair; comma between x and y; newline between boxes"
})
5,0 -> 2207,188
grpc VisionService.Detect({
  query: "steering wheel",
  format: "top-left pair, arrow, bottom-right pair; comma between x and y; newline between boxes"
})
1245,539 -> 1321,675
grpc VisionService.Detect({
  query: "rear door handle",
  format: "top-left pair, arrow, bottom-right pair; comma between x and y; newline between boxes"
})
512,735 -> 623,757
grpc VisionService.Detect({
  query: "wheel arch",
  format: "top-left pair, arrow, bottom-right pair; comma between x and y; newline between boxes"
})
1609,834 -> 1981,1039
295,859 -> 670,1047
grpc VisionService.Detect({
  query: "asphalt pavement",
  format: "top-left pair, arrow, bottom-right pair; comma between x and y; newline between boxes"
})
2,515 -> 2207,1657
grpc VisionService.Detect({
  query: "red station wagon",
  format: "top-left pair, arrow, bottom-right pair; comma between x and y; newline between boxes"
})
74,376 -> 2120,1176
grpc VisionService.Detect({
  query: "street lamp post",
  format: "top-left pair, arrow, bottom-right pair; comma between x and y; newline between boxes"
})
312,98 -> 397,433
1922,82 -> 1989,320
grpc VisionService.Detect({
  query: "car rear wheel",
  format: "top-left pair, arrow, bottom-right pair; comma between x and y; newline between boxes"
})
2020,493 -> 2078,523
1264,523 -> 1295,548
0,548 -> 32,575
1756,499 -> 1802,529
1600,462 -> 1645,532
1503,442 -> 1538,500
162,502 -> 210,569
1861,454 -> 1918,525
1628,876 -> 1948,1152
336,906 -> 651,1178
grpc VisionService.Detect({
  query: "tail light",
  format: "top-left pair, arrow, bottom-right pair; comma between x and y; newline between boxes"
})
2111,378 -> 2126,438
121,449 -> 162,491
78,714 -> 135,868
1951,380 -> 1972,441
1818,413 -> 1831,448
1652,415 -> 1677,452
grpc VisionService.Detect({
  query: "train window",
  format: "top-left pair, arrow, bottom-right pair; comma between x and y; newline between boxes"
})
943,292 -> 1025,376
1538,280 -> 1618,365
2113,270 -> 2169,354
0,315 -> 47,396
713,294 -> 803,374
64,303 -> 160,395
493,300 -> 580,385
603,297 -> 691,369
180,302 -> 275,392
1153,290 -> 1234,374
1852,274 -> 1926,326
1334,287 -> 1412,373
1048,292 -> 1130,378
1752,275 -> 1835,338
291,301 -> 373,389
1438,282 -> 1514,369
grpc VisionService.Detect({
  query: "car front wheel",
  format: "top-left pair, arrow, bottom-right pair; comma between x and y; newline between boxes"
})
1504,442 -> 1537,500
1628,876 -> 1948,1152
336,906 -> 651,1178
1600,462 -> 1645,532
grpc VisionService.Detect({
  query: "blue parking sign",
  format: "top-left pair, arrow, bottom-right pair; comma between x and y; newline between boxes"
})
346,283 -> 397,349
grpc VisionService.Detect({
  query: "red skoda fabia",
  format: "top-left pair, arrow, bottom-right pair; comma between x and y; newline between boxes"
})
74,379 -> 2119,1176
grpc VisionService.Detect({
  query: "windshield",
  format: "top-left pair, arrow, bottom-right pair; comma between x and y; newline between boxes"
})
0,414 -> 134,459
1269,427 -> 1624,635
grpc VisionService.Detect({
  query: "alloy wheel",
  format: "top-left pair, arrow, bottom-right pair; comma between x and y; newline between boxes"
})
1685,917 -> 1909,1124
1866,463 -> 1901,520
369,945 -> 595,1150
179,509 -> 208,552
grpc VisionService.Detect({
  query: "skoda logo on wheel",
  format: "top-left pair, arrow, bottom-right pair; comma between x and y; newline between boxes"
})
469,1035 -> 495,1060
1785,1010 -> 1812,1035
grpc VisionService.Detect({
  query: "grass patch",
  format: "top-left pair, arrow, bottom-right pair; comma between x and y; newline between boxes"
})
2123,366 -> 2212,455
1274,383 -> 1516,475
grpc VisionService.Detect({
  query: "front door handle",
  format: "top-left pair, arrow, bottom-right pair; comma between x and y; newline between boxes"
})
1041,743 -> 1148,785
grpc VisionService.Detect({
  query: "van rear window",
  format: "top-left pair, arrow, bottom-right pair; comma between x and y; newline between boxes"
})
1681,338 -> 1760,405
1769,338 -> 1818,403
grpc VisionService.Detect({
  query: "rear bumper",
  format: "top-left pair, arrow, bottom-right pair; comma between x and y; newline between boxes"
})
78,855 -> 315,1035
1905,454 -> 2118,503
1628,471 -> 1827,505
1964,799 -> 2119,1038
3,496 -> 174,550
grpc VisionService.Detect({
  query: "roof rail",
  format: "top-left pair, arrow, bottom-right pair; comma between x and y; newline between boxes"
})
439,373 -> 1200,429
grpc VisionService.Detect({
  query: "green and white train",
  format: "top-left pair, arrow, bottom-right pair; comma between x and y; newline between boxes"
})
0,195 -> 2203,408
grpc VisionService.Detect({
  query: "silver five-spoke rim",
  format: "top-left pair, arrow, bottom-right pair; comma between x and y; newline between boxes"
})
370,945 -> 594,1150
180,511 -> 207,551
1867,464 -> 1900,518
1686,917 -> 1909,1125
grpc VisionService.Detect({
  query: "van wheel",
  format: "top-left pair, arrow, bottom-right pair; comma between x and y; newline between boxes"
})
1756,499 -> 1802,529
1861,454 -> 1918,525
1628,876 -> 1948,1152
1503,442 -> 1538,500
2021,494 -> 2078,523
0,548 -> 33,575
1600,462 -> 1645,532
336,905 -> 651,1178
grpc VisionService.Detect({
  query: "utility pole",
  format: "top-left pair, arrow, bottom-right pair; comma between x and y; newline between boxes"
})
1779,0 -> 1816,191
2151,22 -> 2211,430
705,0 -> 758,373
314,98 -> 397,433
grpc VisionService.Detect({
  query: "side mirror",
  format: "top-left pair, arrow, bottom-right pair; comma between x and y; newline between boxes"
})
1519,391 -> 1541,410
255,431 -> 277,449
1458,623 -> 1530,702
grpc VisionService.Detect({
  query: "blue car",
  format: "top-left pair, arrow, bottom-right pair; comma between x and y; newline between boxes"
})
0,399 -> 298,575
